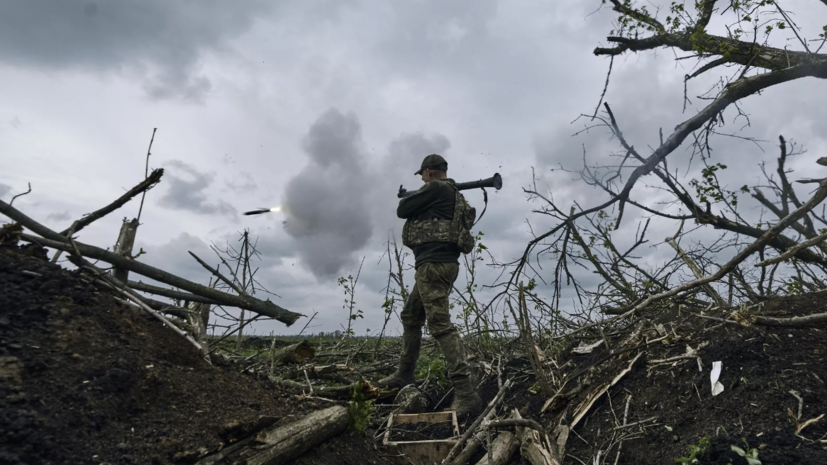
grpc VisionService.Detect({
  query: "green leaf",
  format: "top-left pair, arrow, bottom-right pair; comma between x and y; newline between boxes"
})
731,445 -> 746,456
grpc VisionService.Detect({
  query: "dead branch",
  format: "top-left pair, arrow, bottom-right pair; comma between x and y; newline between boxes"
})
136,128 -> 157,223
449,405 -> 502,465
59,168 -> 163,236
666,236 -> 726,306
753,312 -> 827,328
577,178 -> 827,332
1,199 -> 303,325
274,378 -> 395,401
572,352 -> 643,429
443,379 -> 512,464
512,409 -> 559,465
755,229 -> 827,267
128,280 -> 222,306
9,182 -> 32,207
487,418 -> 547,435
473,430 -> 519,465
196,405 -> 349,465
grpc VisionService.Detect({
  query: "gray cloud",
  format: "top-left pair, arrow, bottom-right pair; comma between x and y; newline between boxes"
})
46,211 -> 71,222
281,108 -> 373,280
135,232 -> 214,284
158,160 -> 236,216
0,184 -> 10,199
0,0 -> 274,102
225,172 -> 257,194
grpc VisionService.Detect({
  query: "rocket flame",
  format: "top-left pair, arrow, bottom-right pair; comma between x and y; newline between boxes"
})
270,206 -> 282,212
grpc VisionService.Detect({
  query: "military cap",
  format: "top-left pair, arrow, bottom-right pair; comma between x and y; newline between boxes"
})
415,154 -> 448,175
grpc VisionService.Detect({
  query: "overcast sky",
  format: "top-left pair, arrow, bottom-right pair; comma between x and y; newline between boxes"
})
1,1 -> 825,336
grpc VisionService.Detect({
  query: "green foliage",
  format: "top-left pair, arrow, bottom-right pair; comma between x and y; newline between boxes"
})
337,273 -> 363,337
784,278 -> 804,296
688,163 -> 743,207
676,435 -> 711,464
415,353 -> 450,388
728,439 -> 761,465
347,379 -> 376,435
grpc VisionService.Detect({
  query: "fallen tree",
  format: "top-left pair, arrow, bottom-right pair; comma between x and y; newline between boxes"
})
0,199 -> 303,326
195,405 -> 350,465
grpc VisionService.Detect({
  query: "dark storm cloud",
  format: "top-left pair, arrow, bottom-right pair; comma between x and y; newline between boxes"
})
158,160 -> 236,216
0,0 -> 274,102
281,108 -> 373,280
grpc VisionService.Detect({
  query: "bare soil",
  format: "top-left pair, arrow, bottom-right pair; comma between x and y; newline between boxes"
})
532,294 -> 827,465
4,240 -> 827,465
0,243 -> 392,465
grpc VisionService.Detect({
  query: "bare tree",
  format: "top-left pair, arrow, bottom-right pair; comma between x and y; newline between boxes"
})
490,0 -> 827,329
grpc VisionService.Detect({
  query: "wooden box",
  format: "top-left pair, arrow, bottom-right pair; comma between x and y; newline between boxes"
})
382,411 -> 460,465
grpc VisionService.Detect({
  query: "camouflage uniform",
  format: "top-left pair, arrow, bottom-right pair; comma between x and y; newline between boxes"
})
399,262 -> 470,383
379,154 -> 481,418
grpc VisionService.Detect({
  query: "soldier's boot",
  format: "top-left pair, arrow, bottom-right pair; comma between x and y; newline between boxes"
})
436,332 -> 482,419
377,326 -> 421,389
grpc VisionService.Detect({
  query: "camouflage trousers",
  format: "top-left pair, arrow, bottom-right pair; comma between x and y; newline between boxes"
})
399,262 -> 471,382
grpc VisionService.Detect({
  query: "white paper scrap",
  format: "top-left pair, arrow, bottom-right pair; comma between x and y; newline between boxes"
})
710,361 -> 724,396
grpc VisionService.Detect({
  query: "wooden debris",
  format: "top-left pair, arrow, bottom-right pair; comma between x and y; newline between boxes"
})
443,379 -> 512,464
112,217 -> 139,283
1,197 -> 303,326
196,405 -> 349,465
275,378 -> 391,400
473,430 -> 518,465
513,409 -> 558,465
271,341 -> 315,365
447,402 -> 501,465
384,411 -> 460,465
571,352 -> 643,429
667,236 -> 726,306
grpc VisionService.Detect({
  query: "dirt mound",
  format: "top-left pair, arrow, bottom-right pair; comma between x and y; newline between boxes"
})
0,243 -> 389,465
532,294 -> 827,465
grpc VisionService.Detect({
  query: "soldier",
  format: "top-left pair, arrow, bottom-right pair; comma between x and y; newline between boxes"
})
378,154 -> 483,418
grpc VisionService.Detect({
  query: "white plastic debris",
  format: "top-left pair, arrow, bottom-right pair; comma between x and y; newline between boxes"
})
711,361 -> 724,396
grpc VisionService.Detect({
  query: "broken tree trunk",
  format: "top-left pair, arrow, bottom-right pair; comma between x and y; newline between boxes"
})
196,405 -> 349,465
128,279 -> 222,306
112,217 -> 139,283
513,410 -> 559,465
188,302 -> 211,344
271,341 -> 315,365
474,430 -> 519,465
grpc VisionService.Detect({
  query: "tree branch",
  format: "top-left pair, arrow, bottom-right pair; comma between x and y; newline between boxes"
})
595,31 -> 826,72
0,197 -> 303,326
60,168 -> 164,236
